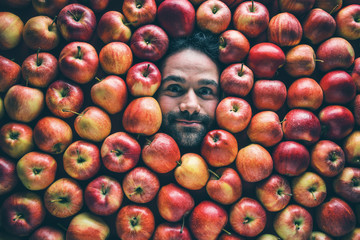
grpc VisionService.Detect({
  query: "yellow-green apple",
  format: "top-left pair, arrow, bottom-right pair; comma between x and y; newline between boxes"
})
196,0 -> 231,34
316,37 -> 355,72
229,197 -> 267,237
318,105 -> 354,140
256,234 -> 280,240
75,0 -> 110,12
309,231 -> 334,240
0,191 -> 45,237
311,140 -> 346,177
32,0 -> 69,17
333,167 -> 360,202
174,153 -> 209,190
126,61 -> 161,97
122,167 -> 160,204
0,55 -> 21,92
282,109 -> 321,145
96,11 -> 132,44
153,223 -> 192,240
343,131 -> 360,166
215,96 -> 252,133
352,58 -> 360,91
251,80 -> 287,111
85,175 -> 123,216
292,172 -> 327,208
189,200 -> 228,240
45,79 -> 84,118
0,122 -> 34,159
122,97 -> 162,136
0,96 -> 3,119
278,0 -> 315,15
44,178 -> 83,218
130,24 -> 169,61
29,226 -> 65,240
284,44 -> 316,78
57,3 -> 96,41
0,156 -> 17,195
101,131 -> 141,173
141,132 -> 180,174
255,174 -> 292,212
219,30 -> 250,64
206,167 -> 242,205
66,212 -> 110,240
236,144 -> 273,182
247,111 -> 283,147
220,63 -> 254,97
314,0 -> 342,13
273,204 -> 313,240
22,15 -> 60,51
0,12 -> 23,50
246,42 -> 285,78
21,50 -> 58,88
201,129 -> 238,167
59,41 -> 99,84
272,141 -> 310,176
16,151 -> 57,191
233,1 -> 270,38
33,116 -> 73,154
157,0 -> 195,38
91,75 -> 128,114
99,41 -> 133,75
316,197 -> 356,237
287,77 -> 323,111
62,140 -> 100,180
336,4 -> 360,40
122,0 -> 157,27
116,205 -> 155,240
157,183 -> 195,222
320,70 -> 356,104
4,85 -> 44,123
302,8 -> 336,45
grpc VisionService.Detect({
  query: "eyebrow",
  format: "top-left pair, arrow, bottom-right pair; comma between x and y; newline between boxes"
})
162,75 -> 219,87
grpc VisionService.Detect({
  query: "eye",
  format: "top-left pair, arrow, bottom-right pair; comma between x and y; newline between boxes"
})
198,87 -> 213,96
165,84 -> 184,96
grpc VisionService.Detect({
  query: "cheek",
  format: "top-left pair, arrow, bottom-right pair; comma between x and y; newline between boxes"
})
158,95 -> 179,115
202,100 -> 219,120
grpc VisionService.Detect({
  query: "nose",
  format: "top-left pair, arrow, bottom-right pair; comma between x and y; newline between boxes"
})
179,89 -> 201,115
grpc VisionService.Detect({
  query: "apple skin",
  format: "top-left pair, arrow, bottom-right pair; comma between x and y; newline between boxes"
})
0,156 -> 17,195
311,140 -> 346,177
122,0 -> 157,28
343,131 -> 360,166
201,129 -> 238,167
0,191 -> 46,237
218,233 -> 245,240
309,231 -> 334,240
336,4 -> 360,40
4,84 -> 44,123
333,167 -> 360,202
189,200 -> 228,240
85,175 -> 123,216
284,44 -> 316,78
343,228 -> 360,240
153,223 -> 192,240
229,197 -> 267,237
101,132 -> 141,173
256,234 -> 280,240
251,80 -> 287,111
17,151 -> 57,191
32,0 -> 69,17
236,144 -> 273,182
116,205 -> 155,240
99,41 -> 133,75
0,55 -> 21,93
316,197 -> 356,237
157,0 -> 195,38
29,225 -> 65,240
157,183 -> 195,222
196,0 -> 231,34
314,0 -> 342,13
0,12 -> 24,50
62,140 -> 100,181
352,58 -> 360,91
46,79 -> 84,118
220,63 -> 254,97
96,11 -> 132,44
219,30 -> 250,64
278,0 -> 315,16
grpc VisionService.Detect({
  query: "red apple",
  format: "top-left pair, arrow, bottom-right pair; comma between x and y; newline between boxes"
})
0,12 -> 24,50
284,44 -> 316,78
29,226 -> 65,240
333,167 -> 360,202
219,233 -> 245,240
0,55 -> 21,93
343,131 -> 360,166
0,156 -> 17,195
251,79 -> 287,111
32,0 -> 69,17
196,0 -> 231,34
153,223 -> 192,240
122,0 -> 157,27
278,0 -> 315,16
314,0 -> 342,13
352,58 -> 360,91
220,63 -> 254,97
219,30 -> 250,64
336,4 -> 360,40
99,41 -> 133,75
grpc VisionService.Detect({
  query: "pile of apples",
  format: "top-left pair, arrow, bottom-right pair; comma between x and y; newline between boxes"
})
0,0 -> 360,239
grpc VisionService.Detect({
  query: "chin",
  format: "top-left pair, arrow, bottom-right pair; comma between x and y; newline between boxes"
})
167,123 -> 207,149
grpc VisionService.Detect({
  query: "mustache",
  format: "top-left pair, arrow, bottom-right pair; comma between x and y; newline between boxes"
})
165,111 -> 211,124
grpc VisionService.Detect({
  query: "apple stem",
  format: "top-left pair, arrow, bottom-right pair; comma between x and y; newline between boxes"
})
36,47 -> 41,66
295,223 -> 300,231
180,214 -> 186,233
75,46 -> 83,59
222,228 -> 232,235
238,63 -> 244,77
208,169 -> 220,179
243,218 -> 250,224
329,4 -> 339,15
212,6 -> 219,14
124,20 -> 138,26
250,0 -> 255,12
219,36 -> 226,48
309,188 -> 317,200
50,197 -> 68,203
129,186 -> 143,196
145,138 -> 152,146
13,213 -> 23,222
101,184 -> 109,195
176,160 -> 182,166
95,77 -> 102,82
111,149 -> 123,157
49,16 -> 57,31
67,10 -> 79,21
143,64 -> 150,77
62,109 -> 80,115
136,2 -> 143,8
315,59 -> 324,63
130,217 -> 138,227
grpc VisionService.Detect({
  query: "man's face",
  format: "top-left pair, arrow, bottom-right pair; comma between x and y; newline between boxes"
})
157,48 -> 220,148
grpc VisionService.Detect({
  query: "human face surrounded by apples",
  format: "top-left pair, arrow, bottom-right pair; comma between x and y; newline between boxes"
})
157,48 -> 220,148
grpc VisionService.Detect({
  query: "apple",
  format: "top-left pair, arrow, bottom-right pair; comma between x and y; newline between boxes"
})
96,10 -> 132,44
85,175 -> 123,216
256,174 -> 292,212
62,140 -> 100,180
219,233 -> 244,240
220,63 -> 254,97
251,80 -> 287,111
0,156 -> 17,195
116,205 -> 155,240
126,61 -> 161,97
219,30 -> 250,64
284,44 -> 316,78
314,0 -> 342,13
0,12 -> 24,50
196,0 -> 231,34
343,131 -> 360,166
236,143 -> 273,182
101,131 -> 141,173
0,96 -> 3,120
57,3 -> 96,41
122,0 -> 157,27
157,0 -> 195,38
44,178 -> 83,218
17,151 -> 57,191
256,234 -> 280,240
336,4 -> 360,40
32,0 -> 69,17
157,183 -> 195,222
46,79 -> 84,118
352,58 -> 360,91
0,55 -> 21,93
333,167 -> 360,202
153,223 -> 192,240
311,140 -> 346,177
343,228 -> 360,240
232,1 -> 270,39
130,24 -> 169,62
309,231 -> 334,240
278,0 -> 315,16
99,41 -> 133,75
59,41 -> 99,84
287,77 -> 323,111
29,225 -> 65,240
189,200 -> 228,240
